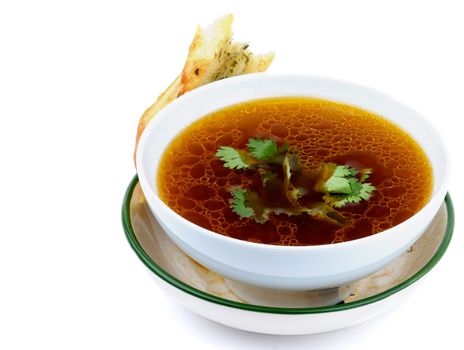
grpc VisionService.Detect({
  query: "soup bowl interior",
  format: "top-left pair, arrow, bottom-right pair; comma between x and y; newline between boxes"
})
136,74 -> 448,291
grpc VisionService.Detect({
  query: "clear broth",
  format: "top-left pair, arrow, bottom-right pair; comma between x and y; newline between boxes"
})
157,97 -> 433,246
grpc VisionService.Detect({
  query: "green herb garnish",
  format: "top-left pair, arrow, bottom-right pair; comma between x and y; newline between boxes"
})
215,147 -> 252,169
316,163 -> 376,208
229,187 -> 346,226
216,137 -> 288,169
216,138 -> 376,225
229,187 -> 271,224
247,138 -> 278,160
229,188 -> 254,218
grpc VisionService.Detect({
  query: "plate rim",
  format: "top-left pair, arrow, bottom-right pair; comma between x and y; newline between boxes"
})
122,174 -> 454,314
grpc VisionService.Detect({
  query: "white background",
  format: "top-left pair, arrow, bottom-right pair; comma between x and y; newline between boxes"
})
1,0 -> 462,349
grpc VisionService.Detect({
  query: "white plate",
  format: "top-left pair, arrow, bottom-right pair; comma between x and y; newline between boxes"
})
122,177 -> 454,335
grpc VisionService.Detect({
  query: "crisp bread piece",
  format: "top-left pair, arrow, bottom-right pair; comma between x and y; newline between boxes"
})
134,14 -> 274,161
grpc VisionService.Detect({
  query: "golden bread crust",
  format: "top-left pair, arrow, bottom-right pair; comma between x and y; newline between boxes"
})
134,14 -> 274,162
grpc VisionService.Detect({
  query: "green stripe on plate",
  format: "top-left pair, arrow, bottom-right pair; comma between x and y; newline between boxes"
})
122,175 -> 454,314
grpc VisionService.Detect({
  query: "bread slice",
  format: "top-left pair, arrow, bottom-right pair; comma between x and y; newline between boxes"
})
134,14 -> 274,161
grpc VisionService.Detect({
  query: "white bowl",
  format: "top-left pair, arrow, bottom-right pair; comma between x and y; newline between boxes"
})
136,74 -> 449,291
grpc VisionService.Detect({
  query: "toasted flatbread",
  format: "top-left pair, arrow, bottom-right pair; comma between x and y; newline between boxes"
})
134,14 -> 274,161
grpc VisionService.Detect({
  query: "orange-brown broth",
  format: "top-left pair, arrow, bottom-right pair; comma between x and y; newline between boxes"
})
157,97 -> 433,246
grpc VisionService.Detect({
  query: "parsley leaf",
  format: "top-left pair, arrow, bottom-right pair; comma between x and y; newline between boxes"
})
216,147 -> 252,169
333,165 -> 357,178
243,190 -> 272,223
325,176 -> 352,194
229,188 -> 254,218
317,163 -> 376,208
229,188 -> 271,223
359,183 -> 375,200
323,164 -> 357,194
216,138 -> 288,169
323,182 -> 375,208
216,138 -> 375,226
246,138 -> 278,160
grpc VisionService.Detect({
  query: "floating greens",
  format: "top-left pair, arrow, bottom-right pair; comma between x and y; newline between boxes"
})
216,138 -> 376,225
315,163 -> 376,208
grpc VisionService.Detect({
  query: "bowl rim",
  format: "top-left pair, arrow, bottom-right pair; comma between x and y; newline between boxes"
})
136,73 -> 450,252
122,175 -> 454,315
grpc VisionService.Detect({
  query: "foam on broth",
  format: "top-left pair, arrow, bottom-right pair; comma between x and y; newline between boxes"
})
157,97 -> 433,246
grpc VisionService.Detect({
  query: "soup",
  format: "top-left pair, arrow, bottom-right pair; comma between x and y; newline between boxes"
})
157,97 -> 432,246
